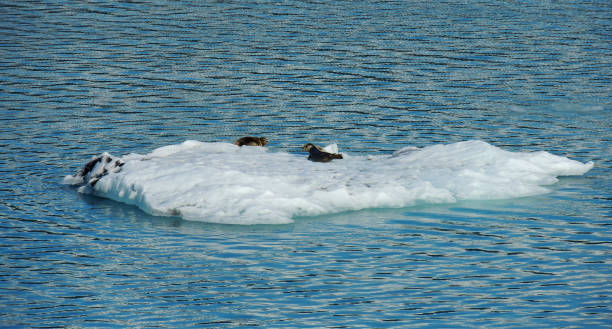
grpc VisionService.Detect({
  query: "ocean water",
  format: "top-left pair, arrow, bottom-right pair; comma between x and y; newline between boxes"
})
1,1 -> 610,328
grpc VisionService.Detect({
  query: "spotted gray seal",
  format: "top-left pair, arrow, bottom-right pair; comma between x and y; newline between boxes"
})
302,143 -> 343,162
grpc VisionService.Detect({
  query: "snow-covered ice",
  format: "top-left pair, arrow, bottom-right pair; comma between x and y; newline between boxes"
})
64,140 -> 594,224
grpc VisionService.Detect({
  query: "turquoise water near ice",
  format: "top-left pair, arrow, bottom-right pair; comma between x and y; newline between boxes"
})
1,1 -> 610,328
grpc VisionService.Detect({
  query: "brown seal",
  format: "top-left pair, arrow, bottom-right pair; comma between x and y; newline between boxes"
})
234,136 -> 269,147
302,143 -> 343,162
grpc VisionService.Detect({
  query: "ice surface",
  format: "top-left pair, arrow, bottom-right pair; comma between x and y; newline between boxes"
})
64,140 -> 594,225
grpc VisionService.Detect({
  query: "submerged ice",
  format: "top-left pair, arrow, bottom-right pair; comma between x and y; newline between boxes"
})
63,140 -> 593,224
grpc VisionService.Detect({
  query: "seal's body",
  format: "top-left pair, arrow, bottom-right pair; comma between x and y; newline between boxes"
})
235,136 -> 269,147
302,143 -> 343,162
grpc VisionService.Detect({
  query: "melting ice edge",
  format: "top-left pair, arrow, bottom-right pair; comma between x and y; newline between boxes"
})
64,140 -> 594,225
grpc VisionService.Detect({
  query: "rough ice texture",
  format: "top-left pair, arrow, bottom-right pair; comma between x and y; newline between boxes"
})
63,140 -> 594,225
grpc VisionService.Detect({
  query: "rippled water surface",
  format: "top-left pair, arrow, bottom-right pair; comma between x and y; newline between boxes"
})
1,1 -> 611,328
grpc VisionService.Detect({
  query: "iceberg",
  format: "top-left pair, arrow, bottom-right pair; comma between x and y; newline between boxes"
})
63,140 -> 594,225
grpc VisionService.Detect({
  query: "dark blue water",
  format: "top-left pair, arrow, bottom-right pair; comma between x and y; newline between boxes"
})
1,1 -> 610,328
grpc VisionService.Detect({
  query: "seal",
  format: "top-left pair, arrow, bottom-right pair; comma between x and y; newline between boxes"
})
234,136 -> 269,147
302,143 -> 343,162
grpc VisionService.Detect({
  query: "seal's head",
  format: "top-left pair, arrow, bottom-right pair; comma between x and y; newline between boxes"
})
302,143 -> 326,152
302,143 -> 316,151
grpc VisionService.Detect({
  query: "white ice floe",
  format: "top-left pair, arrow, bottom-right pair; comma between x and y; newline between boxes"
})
63,140 -> 594,225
